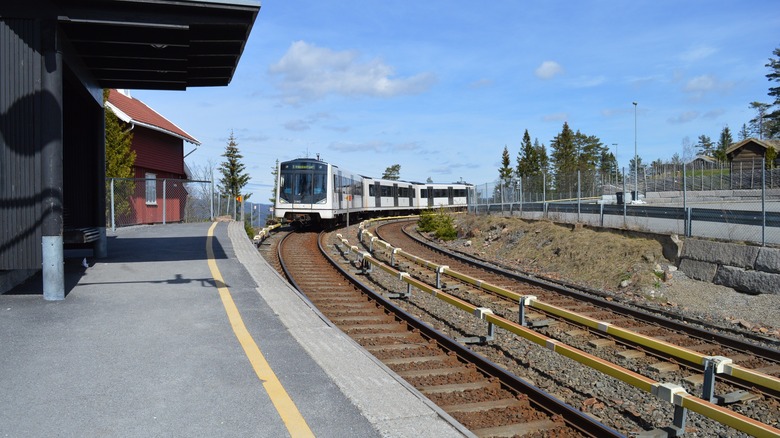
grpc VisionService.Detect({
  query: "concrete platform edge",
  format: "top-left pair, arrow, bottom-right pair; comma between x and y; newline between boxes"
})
228,223 -> 473,438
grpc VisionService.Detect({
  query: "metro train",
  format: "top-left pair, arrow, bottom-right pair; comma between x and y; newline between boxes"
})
274,158 -> 472,227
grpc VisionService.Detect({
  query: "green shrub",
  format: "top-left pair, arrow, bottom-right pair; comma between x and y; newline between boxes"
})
418,209 -> 457,241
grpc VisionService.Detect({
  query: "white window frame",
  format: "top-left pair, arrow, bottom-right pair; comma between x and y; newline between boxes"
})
145,172 -> 157,205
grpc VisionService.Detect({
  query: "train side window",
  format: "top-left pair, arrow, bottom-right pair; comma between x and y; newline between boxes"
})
369,184 -> 376,196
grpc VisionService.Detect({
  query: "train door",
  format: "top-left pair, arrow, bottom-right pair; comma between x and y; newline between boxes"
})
448,187 -> 454,205
427,186 -> 433,207
393,184 -> 398,207
336,171 -> 342,209
408,185 -> 414,206
374,181 -> 381,208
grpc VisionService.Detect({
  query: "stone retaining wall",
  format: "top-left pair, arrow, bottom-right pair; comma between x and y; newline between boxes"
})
678,239 -> 780,294
644,188 -> 780,205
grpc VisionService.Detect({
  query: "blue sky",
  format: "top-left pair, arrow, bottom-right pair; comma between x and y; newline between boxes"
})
131,0 -> 780,198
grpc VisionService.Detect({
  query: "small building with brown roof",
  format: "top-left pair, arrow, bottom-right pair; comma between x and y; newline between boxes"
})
106,89 -> 201,225
725,138 -> 780,169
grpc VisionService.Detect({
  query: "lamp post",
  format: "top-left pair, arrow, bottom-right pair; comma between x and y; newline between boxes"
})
612,143 -> 618,184
633,101 -> 638,202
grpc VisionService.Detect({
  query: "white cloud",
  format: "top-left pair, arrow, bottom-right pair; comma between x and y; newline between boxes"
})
542,112 -> 568,122
679,45 -> 717,63
469,78 -> 493,89
573,75 -> 606,88
329,140 -> 422,154
667,111 -> 699,124
534,61 -> 563,80
683,75 -> 734,99
269,41 -> 436,103
284,119 -> 311,131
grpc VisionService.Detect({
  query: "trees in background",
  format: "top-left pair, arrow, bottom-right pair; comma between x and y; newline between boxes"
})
382,164 -> 401,180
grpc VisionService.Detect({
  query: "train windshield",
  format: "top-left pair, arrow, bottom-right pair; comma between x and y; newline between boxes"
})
279,161 -> 328,204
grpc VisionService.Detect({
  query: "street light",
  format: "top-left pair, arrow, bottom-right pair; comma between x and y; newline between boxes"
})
633,101 -> 638,203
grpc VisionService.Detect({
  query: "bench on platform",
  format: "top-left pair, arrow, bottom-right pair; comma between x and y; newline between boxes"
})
63,227 -> 101,245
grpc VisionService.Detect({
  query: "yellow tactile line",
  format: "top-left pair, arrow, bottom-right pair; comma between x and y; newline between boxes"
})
207,222 -> 314,437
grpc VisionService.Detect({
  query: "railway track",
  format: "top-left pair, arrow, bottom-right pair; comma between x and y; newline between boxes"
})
275,229 -> 622,437
366,219 -> 780,434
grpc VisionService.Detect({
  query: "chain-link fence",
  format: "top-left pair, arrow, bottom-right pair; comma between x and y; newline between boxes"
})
107,178 -> 213,229
471,161 -> 780,246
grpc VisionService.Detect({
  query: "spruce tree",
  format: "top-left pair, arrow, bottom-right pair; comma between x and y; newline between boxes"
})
516,130 -> 536,177
218,131 -> 251,218
498,145 -> 513,184
550,122 -> 577,192
715,126 -> 733,162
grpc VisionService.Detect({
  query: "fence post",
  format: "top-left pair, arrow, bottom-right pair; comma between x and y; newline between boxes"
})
162,179 -> 167,224
622,167 -> 627,226
762,158 -> 766,246
542,172 -> 547,218
110,178 -> 116,232
577,170 -> 581,222
519,177 -> 523,217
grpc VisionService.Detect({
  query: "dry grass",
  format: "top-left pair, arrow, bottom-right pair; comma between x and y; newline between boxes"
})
447,215 -> 668,294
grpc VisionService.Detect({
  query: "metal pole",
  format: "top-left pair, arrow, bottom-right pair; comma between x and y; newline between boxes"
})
577,170 -> 581,222
110,178 -> 116,232
542,172 -> 547,218
622,167 -> 627,226
162,179 -> 167,224
210,180 -> 214,221
762,157 -> 766,246
633,102 -> 638,203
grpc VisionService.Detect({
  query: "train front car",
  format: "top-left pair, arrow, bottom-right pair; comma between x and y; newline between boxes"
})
274,158 -> 333,227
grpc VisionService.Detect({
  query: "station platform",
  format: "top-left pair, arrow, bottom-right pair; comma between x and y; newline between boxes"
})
0,222 -> 471,437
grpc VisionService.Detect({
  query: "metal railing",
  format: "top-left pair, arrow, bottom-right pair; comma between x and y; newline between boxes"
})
471,162 -> 780,246
106,177 -> 213,230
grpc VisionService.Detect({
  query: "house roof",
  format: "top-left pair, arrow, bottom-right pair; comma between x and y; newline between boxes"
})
106,89 -> 201,145
7,0 -> 260,90
725,137 -> 780,156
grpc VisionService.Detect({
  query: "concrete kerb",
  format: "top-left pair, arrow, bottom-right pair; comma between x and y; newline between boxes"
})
226,222 -> 473,438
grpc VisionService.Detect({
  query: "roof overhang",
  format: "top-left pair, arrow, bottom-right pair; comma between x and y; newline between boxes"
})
41,0 -> 260,90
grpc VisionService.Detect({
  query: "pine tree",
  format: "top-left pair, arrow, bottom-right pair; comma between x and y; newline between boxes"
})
218,131 -> 251,218
695,134 -> 714,156
498,145 -> 513,184
516,130 -> 537,177
715,126 -> 733,162
550,122 -> 577,191
765,47 -> 780,138
382,164 -> 400,180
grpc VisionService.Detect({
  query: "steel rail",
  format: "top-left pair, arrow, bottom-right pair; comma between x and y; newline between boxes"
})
321,233 -> 624,438
366,221 -> 780,397
350,224 -> 780,437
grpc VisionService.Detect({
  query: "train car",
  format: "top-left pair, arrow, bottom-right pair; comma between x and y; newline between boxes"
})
275,158 -> 363,226
416,183 -> 470,209
275,157 -> 472,227
362,177 -> 416,213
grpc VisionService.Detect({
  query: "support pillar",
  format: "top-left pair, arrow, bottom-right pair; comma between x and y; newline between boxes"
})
40,20 -> 64,300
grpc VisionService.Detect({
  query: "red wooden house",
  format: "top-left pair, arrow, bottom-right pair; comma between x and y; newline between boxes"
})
106,89 -> 201,224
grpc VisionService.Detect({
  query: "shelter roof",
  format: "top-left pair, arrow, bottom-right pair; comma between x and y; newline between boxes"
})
107,89 -> 200,145
725,138 -> 780,155
51,0 -> 260,90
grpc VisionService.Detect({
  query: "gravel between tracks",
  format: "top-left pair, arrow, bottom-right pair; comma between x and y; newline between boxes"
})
332,222 -> 780,437
438,215 -> 780,341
